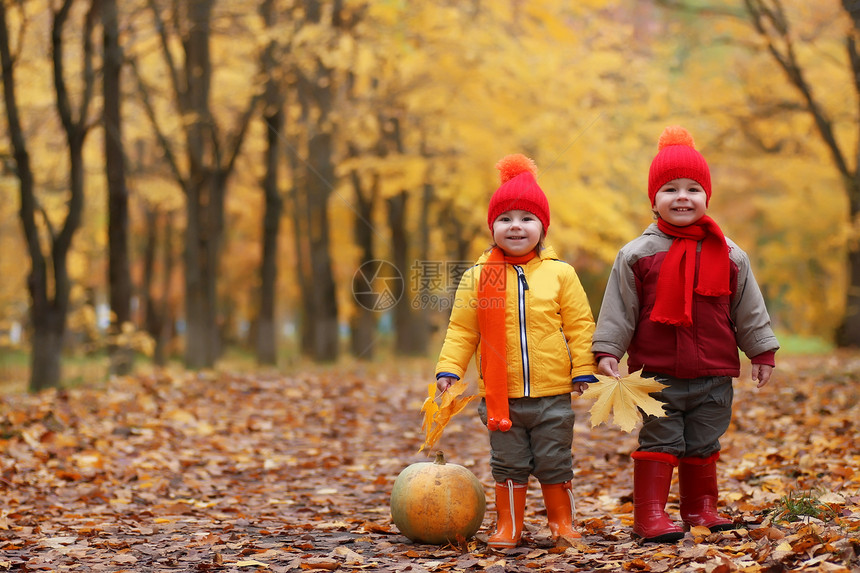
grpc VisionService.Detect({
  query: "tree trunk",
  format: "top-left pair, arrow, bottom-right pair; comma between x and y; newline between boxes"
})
741,0 -> 860,345
142,209 -> 160,361
837,2 -> 860,346
292,0 -> 342,363
349,163 -> 378,360
47,0 -> 94,388
256,0 -> 284,366
126,0 -> 261,369
143,208 -> 176,367
387,190 -> 427,356
838,246 -> 860,346
0,1 -> 95,391
290,173 -> 315,357
413,182 -> 433,348
184,181 -> 210,368
257,107 -> 283,365
30,310 -> 65,392
182,0 -> 220,369
838,178 -> 860,346
0,4 -> 43,388
103,0 -> 133,374
306,130 -> 339,361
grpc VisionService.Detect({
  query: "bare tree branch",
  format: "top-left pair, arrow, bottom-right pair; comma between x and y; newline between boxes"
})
146,0 -> 187,113
127,54 -> 188,191
744,0 -> 851,178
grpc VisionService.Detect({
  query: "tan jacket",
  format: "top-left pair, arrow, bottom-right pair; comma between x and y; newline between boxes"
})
592,223 -> 779,378
435,246 -> 596,398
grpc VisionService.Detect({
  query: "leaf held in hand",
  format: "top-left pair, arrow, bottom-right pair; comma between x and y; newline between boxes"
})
419,379 -> 478,453
580,371 -> 668,432
420,383 -> 439,435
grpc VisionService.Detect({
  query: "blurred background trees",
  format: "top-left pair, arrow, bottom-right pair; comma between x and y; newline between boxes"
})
0,0 -> 854,390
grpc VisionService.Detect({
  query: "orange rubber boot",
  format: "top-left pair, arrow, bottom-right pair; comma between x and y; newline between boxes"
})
540,481 -> 581,541
487,480 -> 527,548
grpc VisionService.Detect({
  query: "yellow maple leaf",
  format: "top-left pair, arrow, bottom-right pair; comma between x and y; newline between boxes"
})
420,383 -> 440,434
418,379 -> 479,453
579,371 -> 668,433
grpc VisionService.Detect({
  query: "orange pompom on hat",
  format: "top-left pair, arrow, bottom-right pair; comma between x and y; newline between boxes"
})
487,154 -> 549,231
648,126 -> 712,206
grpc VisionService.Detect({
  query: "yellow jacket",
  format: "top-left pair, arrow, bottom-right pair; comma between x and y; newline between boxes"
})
435,246 -> 596,398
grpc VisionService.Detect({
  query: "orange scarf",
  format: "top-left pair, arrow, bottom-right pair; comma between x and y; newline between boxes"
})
650,216 -> 730,327
478,247 -> 537,431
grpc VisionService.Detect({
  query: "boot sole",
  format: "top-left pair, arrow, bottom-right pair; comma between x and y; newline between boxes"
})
487,536 -> 522,548
636,531 -> 684,543
683,521 -> 739,532
487,541 -> 519,548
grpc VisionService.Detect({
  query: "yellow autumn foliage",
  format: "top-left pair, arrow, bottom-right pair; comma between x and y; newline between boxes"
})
0,0 -> 854,359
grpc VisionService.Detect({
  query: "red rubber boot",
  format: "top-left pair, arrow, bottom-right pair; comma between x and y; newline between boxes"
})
631,451 -> 684,543
679,453 -> 736,531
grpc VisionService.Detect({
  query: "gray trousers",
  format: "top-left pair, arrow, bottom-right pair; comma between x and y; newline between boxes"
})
478,394 -> 574,484
638,373 -> 734,458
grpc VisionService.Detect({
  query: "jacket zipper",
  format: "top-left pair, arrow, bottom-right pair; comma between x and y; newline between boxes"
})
514,265 -> 530,396
560,327 -> 572,372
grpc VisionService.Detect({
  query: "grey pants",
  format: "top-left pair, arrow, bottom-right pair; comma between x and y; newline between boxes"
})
478,394 -> 574,484
638,373 -> 734,458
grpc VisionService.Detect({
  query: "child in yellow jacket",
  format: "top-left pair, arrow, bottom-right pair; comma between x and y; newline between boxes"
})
435,154 -> 597,547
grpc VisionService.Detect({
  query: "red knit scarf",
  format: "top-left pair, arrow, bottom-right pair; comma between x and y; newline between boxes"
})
478,247 -> 537,431
650,216 -> 730,327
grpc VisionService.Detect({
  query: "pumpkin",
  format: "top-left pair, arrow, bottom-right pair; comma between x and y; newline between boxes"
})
390,451 -> 486,545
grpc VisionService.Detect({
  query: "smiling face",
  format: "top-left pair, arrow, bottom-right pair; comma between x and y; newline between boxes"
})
492,209 -> 543,257
652,178 -> 708,227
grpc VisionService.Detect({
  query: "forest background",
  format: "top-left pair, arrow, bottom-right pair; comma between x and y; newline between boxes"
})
0,0 -> 856,391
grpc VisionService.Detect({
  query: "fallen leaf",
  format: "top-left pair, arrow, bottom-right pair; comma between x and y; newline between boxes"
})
1,355 -> 859,572
418,379 -> 479,452
40,536 -> 77,548
580,371 -> 668,432
623,557 -> 651,570
690,525 -> 711,537
333,546 -> 364,564
236,560 -> 269,568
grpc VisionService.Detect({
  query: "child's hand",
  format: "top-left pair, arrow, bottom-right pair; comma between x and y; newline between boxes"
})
436,375 -> 456,393
572,380 -> 589,395
751,364 -> 773,388
597,356 -> 621,378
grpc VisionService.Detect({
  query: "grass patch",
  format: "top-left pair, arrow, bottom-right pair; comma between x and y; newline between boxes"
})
767,490 -> 838,523
0,349 -> 113,394
774,332 -> 834,356
0,349 -> 30,394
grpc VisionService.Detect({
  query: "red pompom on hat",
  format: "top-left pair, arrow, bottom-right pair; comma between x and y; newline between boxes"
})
487,154 -> 550,232
648,126 -> 712,206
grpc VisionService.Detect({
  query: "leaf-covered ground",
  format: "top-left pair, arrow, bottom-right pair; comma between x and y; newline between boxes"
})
1,354 -> 859,572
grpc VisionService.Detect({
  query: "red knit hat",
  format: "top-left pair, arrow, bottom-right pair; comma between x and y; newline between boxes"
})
487,154 -> 550,231
648,126 -> 711,206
